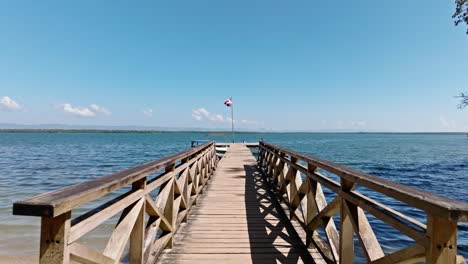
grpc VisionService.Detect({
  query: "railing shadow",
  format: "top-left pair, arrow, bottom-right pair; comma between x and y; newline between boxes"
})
244,164 -> 315,264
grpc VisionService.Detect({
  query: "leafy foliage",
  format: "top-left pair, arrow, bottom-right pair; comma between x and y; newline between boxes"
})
456,93 -> 468,109
454,0 -> 468,33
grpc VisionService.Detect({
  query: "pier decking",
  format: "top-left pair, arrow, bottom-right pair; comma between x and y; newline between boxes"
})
157,144 -> 317,263
12,141 -> 468,264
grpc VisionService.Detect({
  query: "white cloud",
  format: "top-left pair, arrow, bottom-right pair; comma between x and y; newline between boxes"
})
192,113 -> 202,121
439,116 -> 457,130
240,119 -> 263,125
142,108 -> 154,117
192,108 -> 228,122
0,96 -> 21,111
191,108 -> 262,126
89,104 -> 111,115
58,103 -> 111,117
214,114 -> 224,122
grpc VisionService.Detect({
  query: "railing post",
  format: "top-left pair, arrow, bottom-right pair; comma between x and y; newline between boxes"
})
289,156 -> 299,221
339,179 -> 355,264
426,215 -> 458,264
165,164 -> 175,249
258,145 -> 264,166
212,145 -> 217,171
210,145 -> 215,175
129,177 -> 146,264
39,212 -> 71,264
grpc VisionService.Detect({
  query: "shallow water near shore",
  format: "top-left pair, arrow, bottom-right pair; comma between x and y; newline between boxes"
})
0,132 -> 467,261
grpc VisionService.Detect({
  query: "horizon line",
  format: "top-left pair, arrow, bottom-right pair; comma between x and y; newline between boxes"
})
0,128 -> 466,134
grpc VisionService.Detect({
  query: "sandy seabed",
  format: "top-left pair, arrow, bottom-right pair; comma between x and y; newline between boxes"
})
0,255 -> 36,264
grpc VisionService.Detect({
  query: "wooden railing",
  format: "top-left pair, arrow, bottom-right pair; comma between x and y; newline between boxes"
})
13,142 -> 217,264
258,142 -> 468,264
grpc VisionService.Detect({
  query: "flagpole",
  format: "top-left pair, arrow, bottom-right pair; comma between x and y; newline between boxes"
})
231,97 -> 235,143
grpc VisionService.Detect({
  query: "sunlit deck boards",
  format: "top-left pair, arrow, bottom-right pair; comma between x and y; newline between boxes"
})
157,144 -> 318,264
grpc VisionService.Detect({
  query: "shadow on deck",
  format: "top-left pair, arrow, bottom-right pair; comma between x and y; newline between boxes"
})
156,144 -> 315,263
244,164 -> 315,264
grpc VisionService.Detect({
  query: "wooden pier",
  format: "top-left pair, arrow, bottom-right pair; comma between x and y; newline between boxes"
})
12,142 -> 468,263
158,144 -> 317,263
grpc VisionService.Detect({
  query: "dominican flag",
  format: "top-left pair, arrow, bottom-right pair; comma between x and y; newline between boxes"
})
224,98 -> 232,107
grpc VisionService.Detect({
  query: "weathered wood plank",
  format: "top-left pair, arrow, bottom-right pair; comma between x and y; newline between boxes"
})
103,198 -> 144,261
129,178 -> 146,264
13,142 -> 214,217
261,142 -> 468,221
39,212 -> 71,264
370,244 -> 425,264
157,144 -> 315,263
145,195 -> 172,232
426,216 -> 458,264
69,189 -> 144,244
69,242 -> 114,264
345,201 -> 384,262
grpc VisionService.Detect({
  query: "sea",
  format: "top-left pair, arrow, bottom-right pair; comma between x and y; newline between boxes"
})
0,132 -> 467,261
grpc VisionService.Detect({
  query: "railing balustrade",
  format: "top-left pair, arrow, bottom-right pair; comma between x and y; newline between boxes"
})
13,142 -> 217,264
258,142 -> 468,264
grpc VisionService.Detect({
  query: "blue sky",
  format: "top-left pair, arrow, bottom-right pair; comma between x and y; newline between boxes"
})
0,0 -> 467,131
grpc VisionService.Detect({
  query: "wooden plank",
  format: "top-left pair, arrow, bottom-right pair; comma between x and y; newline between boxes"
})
161,172 -> 174,249
69,242 -> 114,264
339,179 -> 355,264
215,142 -> 259,148
103,198 -> 144,261
307,197 -> 340,231
13,142 -> 214,217
344,201 -> 384,262
39,212 -> 71,264
426,215 -> 458,264
147,233 -> 172,264
341,189 -> 428,246
146,146 -> 213,194
260,142 -> 468,221
371,244 -> 425,264
457,255 -> 467,264
145,195 -> 172,232
310,179 -> 340,262
157,144 -> 316,263
69,190 -> 144,243
129,178 -> 146,264
143,218 -> 161,263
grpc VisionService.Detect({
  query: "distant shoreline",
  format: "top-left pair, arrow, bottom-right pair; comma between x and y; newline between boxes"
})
0,129 -> 465,134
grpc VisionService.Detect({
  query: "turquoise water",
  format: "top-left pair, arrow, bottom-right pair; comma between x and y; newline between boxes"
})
0,132 -> 467,259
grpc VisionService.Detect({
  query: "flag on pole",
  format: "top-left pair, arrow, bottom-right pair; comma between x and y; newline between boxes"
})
224,98 -> 232,107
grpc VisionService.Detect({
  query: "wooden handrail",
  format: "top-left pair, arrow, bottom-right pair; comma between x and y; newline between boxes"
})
13,142 -> 218,264
11,141 -> 468,264
260,141 -> 468,221
258,141 -> 467,264
13,142 -> 214,217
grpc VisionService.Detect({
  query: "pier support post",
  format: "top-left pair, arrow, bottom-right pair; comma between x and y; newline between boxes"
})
339,179 -> 355,264
39,212 -> 71,264
165,164 -> 175,249
426,215 -> 458,264
129,177 -> 146,264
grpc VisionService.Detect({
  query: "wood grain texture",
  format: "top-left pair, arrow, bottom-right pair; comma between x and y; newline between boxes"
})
13,142 -> 214,217
260,142 -> 468,222
39,212 -> 71,264
157,144 -> 316,264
